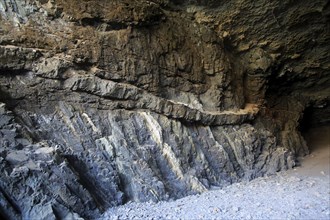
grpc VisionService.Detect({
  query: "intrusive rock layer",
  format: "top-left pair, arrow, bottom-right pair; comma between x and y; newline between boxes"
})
0,0 -> 329,219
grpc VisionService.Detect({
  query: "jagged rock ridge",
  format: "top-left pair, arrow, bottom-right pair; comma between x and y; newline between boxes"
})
0,0 -> 329,219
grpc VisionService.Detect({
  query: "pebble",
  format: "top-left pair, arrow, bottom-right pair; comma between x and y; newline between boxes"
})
101,173 -> 329,220
232,206 -> 240,212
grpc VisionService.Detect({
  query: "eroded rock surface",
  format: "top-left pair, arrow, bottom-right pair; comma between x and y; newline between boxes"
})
0,0 -> 329,219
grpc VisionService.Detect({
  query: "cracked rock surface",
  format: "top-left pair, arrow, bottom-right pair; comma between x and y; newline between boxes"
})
0,0 -> 329,219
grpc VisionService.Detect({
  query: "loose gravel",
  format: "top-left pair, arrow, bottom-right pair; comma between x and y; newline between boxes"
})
100,126 -> 330,220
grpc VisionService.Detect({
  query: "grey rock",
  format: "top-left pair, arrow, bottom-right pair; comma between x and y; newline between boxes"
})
0,0 -> 329,219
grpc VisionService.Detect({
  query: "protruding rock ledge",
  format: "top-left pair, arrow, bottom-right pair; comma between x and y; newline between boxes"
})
65,75 -> 259,126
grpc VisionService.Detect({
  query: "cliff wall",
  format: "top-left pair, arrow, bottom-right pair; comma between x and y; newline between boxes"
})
0,0 -> 329,219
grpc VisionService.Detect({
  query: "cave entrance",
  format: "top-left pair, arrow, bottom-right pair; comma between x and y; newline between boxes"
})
297,105 -> 330,176
299,106 -> 314,134
299,106 -> 330,153
299,106 -> 330,177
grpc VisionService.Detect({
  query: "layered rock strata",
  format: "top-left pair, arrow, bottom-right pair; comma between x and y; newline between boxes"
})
0,0 -> 329,219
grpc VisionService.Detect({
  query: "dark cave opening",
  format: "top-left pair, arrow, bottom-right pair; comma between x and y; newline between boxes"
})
299,106 -> 314,134
297,105 -> 329,177
299,105 -> 330,153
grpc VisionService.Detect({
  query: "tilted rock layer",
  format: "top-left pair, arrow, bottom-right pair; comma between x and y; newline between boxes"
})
0,0 -> 329,219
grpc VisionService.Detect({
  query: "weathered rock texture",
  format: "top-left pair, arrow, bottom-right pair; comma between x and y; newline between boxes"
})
0,0 -> 329,219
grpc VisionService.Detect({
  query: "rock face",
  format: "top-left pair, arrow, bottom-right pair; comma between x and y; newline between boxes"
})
0,0 -> 329,219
